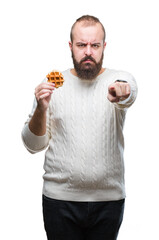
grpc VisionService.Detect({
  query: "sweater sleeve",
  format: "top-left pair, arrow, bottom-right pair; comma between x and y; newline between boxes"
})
21,97 -> 51,154
112,71 -> 138,110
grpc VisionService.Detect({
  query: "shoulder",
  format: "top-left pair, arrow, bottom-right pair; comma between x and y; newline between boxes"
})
62,69 -> 71,78
107,68 -> 135,80
105,68 -> 137,88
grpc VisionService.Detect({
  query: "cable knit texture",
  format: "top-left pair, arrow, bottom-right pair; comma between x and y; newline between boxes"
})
22,68 -> 137,201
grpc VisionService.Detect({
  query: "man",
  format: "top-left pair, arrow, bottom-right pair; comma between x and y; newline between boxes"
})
22,15 -> 137,240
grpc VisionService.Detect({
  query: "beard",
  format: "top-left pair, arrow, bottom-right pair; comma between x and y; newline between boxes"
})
71,51 -> 104,80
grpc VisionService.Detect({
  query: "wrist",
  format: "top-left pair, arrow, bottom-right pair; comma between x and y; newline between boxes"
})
36,104 -> 47,114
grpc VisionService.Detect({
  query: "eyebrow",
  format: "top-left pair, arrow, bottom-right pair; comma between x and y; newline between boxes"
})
76,42 -> 101,46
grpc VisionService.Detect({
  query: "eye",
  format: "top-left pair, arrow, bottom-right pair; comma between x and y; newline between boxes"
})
77,43 -> 86,48
91,44 -> 100,49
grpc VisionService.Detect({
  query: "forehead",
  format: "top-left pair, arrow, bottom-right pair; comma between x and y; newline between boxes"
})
72,22 -> 104,43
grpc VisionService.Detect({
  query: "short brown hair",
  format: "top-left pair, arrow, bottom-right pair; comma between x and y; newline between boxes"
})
70,15 -> 106,43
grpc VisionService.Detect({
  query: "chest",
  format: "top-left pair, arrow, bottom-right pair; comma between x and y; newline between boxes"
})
50,79 -> 112,123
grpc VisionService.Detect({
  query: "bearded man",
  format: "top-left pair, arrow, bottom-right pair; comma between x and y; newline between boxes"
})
22,15 -> 137,240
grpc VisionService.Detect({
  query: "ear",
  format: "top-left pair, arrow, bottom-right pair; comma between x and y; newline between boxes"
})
69,41 -> 73,51
103,42 -> 107,50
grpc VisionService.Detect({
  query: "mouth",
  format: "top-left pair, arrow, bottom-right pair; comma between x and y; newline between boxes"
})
81,56 -> 96,64
83,59 -> 93,63
82,59 -> 96,65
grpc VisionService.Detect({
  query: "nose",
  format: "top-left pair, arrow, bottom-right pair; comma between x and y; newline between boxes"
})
84,44 -> 92,56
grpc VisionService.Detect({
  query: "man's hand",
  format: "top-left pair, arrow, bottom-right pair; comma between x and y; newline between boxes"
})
29,82 -> 55,136
35,82 -> 55,112
107,81 -> 131,103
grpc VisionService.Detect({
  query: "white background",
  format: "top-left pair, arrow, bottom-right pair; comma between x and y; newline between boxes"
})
0,0 -> 159,239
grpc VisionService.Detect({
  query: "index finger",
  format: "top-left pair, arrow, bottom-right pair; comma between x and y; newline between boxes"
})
35,82 -> 55,93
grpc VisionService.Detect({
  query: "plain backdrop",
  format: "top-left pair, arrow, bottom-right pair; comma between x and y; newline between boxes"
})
0,0 -> 159,239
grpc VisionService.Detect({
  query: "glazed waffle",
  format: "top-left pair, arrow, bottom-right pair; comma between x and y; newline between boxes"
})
46,71 -> 64,88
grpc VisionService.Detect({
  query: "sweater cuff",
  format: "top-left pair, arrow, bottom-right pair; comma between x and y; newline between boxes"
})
21,123 -> 49,153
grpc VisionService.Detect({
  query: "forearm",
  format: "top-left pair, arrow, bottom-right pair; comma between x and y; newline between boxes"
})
22,81 -> 54,153
29,107 -> 47,136
22,107 -> 49,153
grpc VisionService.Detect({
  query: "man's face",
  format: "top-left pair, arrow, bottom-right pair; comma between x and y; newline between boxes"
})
69,22 -> 106,80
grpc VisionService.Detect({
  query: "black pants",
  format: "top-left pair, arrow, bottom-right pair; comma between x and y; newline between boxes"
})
43,195 -> 125,240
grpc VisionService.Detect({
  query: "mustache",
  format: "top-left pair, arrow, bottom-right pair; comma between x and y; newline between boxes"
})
80,56 -> 96,64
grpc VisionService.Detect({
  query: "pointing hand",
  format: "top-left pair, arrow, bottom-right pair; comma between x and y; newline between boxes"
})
107,81 -> 130,103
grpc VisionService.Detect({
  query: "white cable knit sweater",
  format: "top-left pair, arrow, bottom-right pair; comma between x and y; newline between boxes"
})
22,68 -> 137,201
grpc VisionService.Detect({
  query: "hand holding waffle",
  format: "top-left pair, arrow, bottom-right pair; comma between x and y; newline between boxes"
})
107,81 -> 130,103
35,71 -> 64,112
35,82 -> 55,112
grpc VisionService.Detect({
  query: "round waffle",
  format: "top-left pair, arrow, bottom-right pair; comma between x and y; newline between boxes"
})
46,70 -> 64,88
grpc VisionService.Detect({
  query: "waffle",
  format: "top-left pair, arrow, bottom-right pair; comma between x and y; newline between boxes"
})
46,70 -> 64,88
